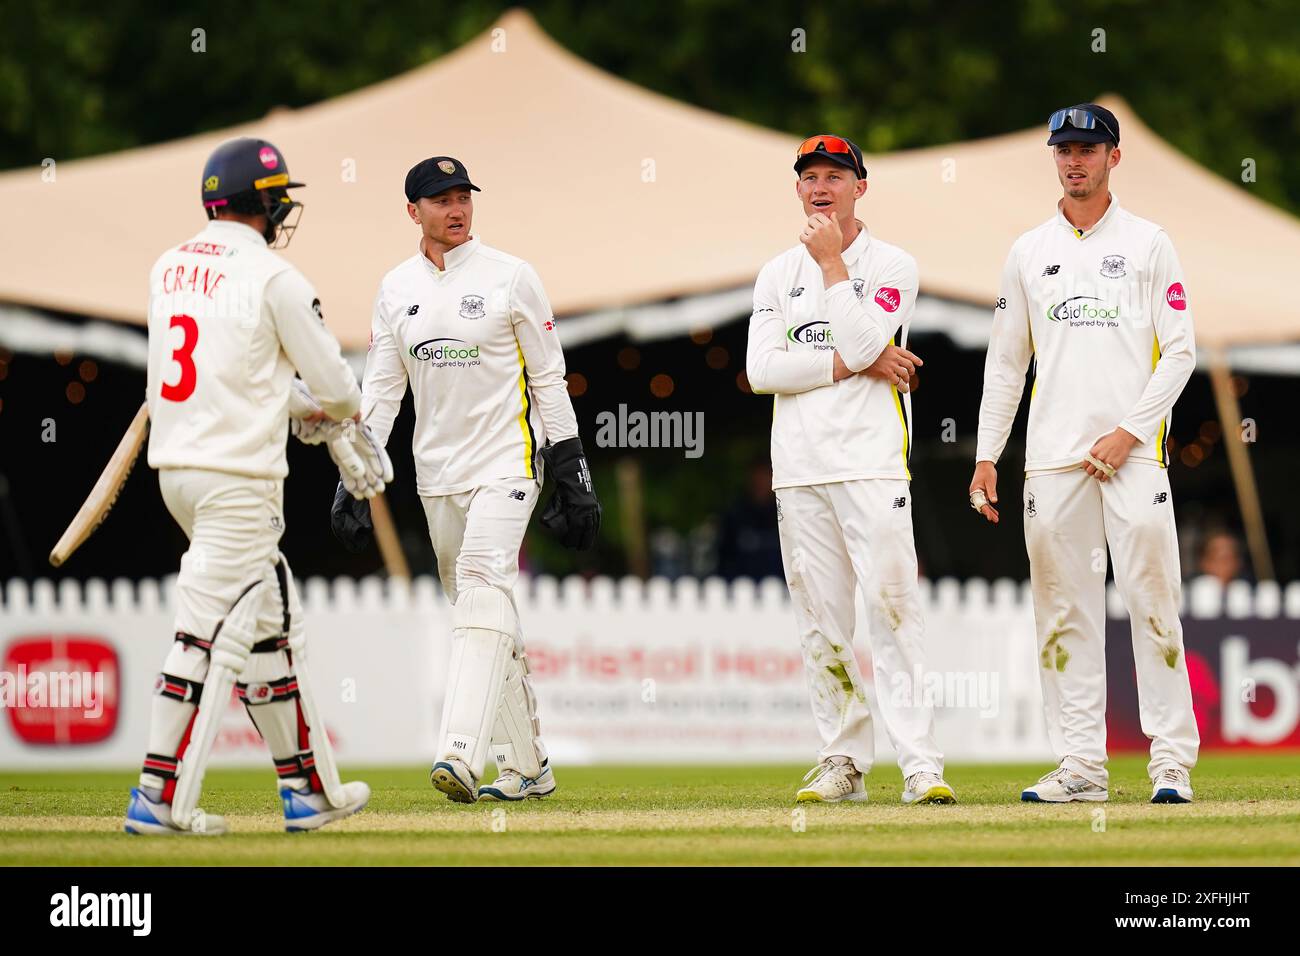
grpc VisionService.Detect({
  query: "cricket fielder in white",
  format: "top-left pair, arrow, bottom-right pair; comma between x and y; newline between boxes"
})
747,134 -> 954,805
331,156 -> 600,803
126,138 -> 392,835
970,104 -> 1199,803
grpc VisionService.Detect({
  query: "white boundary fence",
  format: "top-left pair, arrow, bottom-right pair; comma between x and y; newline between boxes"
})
1,575 -> 1296,770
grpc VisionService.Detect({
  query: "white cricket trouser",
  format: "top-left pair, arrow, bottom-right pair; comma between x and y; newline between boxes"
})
776,479 -> 944,777
148,468 -> 325,800
421,477 -> 547,769
160,468 -> 285,643
1023,465 -> 1199,786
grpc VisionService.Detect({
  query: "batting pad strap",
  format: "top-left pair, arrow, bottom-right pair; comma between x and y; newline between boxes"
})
251,636 -> 289,654
237,675 -> 300,705
142,752 -> 180,780
274,752 -> 318,780
175,631 -> 212,653
155,673 -> 204,704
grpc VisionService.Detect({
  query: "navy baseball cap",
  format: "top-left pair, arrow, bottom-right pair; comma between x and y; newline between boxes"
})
1047,104 -> 1120,146
794,134 -> 867,178
405,156 -> 481,202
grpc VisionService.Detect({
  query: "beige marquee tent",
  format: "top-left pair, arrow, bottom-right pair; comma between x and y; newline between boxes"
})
0,9 -> 1294,575
1,9 -> 1297,352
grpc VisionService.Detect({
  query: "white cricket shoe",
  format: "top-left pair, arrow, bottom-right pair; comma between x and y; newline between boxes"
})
123,787 -> 228,836
1151,767 -> 1194,804
902,771 -> 957,804
430,757 -> 478,804
796,755 -> 868,803
281,781 -> 371,832
1021,766 -> 1108,803
478,763 -> 557,802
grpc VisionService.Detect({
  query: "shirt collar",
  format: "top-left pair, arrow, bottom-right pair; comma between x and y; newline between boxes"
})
1056,193 -> 1120,240
420,235 -> 480,275
840,221 -> 870,263
206,219 -> 267,246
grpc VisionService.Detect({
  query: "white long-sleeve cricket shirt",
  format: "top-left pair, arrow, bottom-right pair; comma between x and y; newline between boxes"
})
976,195 -> 1196,473
746,224 -> 917,489
361,237 -> 578,497
146,219 -> 360,480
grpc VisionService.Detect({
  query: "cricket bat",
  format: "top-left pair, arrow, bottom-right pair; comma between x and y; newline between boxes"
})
48,400 -> 150,567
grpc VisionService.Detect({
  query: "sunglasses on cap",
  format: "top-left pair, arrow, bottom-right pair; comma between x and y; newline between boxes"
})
1047,107 -> 1118,144
795,135 -> 864,178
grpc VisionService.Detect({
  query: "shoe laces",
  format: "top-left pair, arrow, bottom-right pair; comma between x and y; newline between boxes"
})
906,771 -> 938,791
803,757 -> 849,784
1039,766 -> 1073,784
1156,767 -> 1186,785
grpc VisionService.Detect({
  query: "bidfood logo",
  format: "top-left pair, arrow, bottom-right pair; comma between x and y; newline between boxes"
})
1046,296 -> 1121,326
409,338 -> 481,367
786,321 -> 835,349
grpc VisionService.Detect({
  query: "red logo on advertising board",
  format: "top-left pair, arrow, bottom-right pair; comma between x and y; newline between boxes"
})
258,147 -> 279,169
874,287 -> 901,312
1166,282 -> 1187,311
1,636 -> 120,745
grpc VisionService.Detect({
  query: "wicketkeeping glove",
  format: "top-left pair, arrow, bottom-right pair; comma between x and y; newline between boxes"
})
331,481 -> 373,553
539,437 -> 601,551
328,419 -> 394,500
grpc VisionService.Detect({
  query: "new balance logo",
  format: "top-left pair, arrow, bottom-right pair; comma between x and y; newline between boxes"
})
407,304 -> 419,315
507,489 -> 526,501
1153,492 -> 1168,504
1042,265 -> 1060,276
892,497 -> 906,509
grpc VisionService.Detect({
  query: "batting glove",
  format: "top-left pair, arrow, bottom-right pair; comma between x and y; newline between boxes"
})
328,420 -> 394,500
288,379 -> 330,445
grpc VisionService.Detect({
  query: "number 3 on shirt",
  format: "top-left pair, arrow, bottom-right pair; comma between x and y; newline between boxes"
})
161,313 -> 198,402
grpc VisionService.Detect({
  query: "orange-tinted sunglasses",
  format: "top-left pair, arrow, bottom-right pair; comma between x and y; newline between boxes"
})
795,135 -> 863,177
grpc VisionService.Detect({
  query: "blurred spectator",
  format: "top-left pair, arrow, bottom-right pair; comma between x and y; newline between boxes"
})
715,460 -> 783,581
1197,529 -> 1245,585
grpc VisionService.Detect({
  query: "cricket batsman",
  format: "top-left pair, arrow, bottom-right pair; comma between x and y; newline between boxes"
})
330,156 -> 600,803
746,135 -> 955,805
970,104 -> 1199,803
125,137 -> 392,835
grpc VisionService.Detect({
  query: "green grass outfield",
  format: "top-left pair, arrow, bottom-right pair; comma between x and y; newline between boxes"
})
2,754 -> 1298,865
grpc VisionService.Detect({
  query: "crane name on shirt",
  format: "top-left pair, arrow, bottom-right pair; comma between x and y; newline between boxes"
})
161,263 -> 226,299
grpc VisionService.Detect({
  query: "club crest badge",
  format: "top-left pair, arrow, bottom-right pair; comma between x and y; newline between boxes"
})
852,278 -> 865,300
459,294 -> 486,319
1099,255 -> 1126,278
438,160 -> 457,175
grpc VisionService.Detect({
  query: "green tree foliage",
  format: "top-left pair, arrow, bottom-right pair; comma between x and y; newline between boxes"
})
2,0 -> 1297,212
2,1 -> 1300,210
